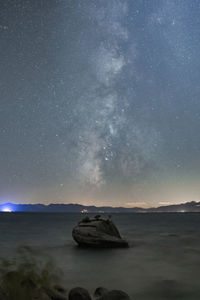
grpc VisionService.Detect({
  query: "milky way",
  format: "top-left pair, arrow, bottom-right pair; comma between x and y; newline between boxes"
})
1,0 -> 200,206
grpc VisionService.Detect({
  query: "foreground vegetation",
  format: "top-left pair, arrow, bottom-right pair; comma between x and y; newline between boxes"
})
0,246 -> 66,300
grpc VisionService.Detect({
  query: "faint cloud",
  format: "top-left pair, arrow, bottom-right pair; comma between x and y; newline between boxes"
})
158,201 -> 172,206
125,202 -> 148,208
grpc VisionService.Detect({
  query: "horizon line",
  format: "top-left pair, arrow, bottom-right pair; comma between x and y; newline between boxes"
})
0,200 -> 199,210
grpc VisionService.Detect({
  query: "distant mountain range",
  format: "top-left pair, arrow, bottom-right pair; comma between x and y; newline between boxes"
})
0,201 -> 200,213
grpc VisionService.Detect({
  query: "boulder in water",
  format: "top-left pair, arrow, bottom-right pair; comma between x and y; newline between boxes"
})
72,215 -> 129,248
104,290 -> 131,300
68,287 -> 91,300
94,287 -> 108,298
94,288 -> 131,300
44,287 -> 67,300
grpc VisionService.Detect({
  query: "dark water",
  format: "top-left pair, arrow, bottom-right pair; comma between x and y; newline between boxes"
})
0,212 -> 200,299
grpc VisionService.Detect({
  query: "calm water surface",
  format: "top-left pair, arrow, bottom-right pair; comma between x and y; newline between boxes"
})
0,212 -> 200,299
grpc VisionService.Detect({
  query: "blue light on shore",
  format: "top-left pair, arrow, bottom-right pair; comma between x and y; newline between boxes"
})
1,206 -> 13,212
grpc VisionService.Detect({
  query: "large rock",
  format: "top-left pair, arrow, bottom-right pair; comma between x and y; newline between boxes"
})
68,287 -> 91,300
72,216 -> 129,248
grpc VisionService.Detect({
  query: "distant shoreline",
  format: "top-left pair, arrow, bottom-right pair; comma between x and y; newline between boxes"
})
0,201 -> 200,213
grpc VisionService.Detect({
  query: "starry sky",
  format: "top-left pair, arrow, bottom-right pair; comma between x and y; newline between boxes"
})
1,0 -> 200,207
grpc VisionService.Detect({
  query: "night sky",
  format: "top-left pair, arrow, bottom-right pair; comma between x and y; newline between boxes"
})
1,0 -> 200,207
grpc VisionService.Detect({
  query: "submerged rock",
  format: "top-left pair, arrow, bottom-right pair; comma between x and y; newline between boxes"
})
94,288 -> 130,300
68,287 -> 91,300
147,279 -> 187,299
72,215 -> 129,248
104,290 -> 130,300
44,287 -> 67,300
94,287 -> 108,298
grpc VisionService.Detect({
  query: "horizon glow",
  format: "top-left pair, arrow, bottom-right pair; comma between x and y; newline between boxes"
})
1,206 -> 12,213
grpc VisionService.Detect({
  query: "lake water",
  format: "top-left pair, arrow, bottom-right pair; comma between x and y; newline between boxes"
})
0,212 -> 200,299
